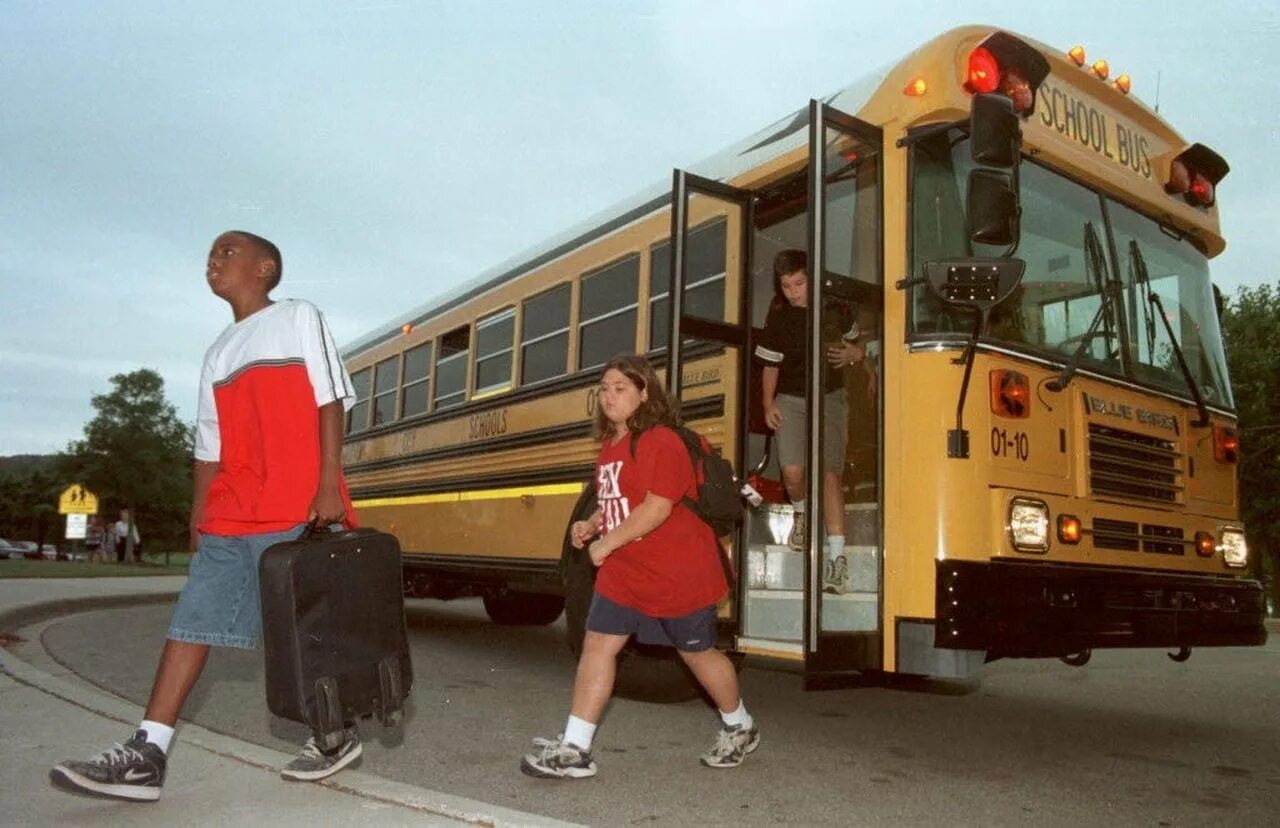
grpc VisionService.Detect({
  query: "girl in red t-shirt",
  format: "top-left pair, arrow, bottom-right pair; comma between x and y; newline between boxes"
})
520,354 -> 759,779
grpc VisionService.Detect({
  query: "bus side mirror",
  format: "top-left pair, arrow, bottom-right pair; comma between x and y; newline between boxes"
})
970,94 -> 1020,168
967,169 -> 1019,246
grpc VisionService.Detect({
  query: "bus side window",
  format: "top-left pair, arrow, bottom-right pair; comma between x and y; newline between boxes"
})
578,254 -> 639,371
434,326 -> 470,410
400,341 -> 432,418
347,367 -> 372,434
520,283 -> 571,386
475,307 -> 515,397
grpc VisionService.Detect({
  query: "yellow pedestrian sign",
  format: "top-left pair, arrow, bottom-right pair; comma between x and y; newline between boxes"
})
58,484 -> 99,515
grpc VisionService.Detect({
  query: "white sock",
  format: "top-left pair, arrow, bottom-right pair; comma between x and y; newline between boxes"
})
720,701 -> 753,730
792,500 -> 806,514
139,720 -> 174,754
564,715 -> 596,751
826,535 -> 845,561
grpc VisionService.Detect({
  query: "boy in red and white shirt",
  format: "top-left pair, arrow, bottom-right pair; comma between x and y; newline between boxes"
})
54,231 -> 358,801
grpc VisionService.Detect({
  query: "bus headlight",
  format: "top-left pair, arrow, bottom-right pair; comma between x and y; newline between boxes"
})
1008,497 -> 1049,553
1220,528 -> 1248,568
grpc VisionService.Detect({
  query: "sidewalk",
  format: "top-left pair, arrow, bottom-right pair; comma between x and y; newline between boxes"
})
0,576 -> 576,827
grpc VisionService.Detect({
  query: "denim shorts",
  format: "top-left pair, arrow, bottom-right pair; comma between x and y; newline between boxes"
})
167,524 -> 306,649
587,592 -> 717,652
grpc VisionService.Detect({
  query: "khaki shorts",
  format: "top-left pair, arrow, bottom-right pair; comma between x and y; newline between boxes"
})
775,391 -> 847,473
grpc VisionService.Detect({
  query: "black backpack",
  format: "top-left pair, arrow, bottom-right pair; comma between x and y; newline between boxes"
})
629,425 -> 744,537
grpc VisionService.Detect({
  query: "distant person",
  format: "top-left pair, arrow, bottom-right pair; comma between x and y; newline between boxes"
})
84,516 -> 105,564
755,249 -> 865,593
521,354 -> 758,779
52,230 -> 357,801
114,509 -> 141,563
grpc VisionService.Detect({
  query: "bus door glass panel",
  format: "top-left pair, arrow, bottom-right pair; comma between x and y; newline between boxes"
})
1107,199 -> 1232,406
809,104 -> 883,645
668,171 -> 751,628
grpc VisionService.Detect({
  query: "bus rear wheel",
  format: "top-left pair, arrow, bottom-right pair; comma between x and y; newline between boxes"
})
483,592 -> 565,626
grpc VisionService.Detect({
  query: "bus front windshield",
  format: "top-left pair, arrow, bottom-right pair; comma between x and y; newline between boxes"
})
910,131 -> 1232,408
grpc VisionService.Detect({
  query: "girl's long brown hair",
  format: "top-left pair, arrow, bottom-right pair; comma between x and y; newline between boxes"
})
591,353 -> 681,441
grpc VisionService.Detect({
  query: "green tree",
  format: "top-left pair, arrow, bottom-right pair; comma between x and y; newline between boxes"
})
0,466 -> 61,548
1220,283 -> 1280,613
64,369 -> 193,563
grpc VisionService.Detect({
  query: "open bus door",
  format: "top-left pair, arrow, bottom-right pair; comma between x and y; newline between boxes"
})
803,100 -> 885,676
666,170 -> 754,636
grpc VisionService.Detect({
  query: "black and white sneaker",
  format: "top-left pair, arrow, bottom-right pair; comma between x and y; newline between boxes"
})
280,728 -> 362,781
51,730 -> 167,801
520,735 -> 597,779
823,555 -> 849,595
700,722 -> 760,769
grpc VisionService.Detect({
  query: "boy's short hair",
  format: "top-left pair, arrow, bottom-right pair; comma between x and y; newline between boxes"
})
773,249 -> 807,280
230,230 -> 284,290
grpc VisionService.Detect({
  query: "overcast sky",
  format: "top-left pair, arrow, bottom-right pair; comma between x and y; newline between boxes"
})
3,0 -> 1277,456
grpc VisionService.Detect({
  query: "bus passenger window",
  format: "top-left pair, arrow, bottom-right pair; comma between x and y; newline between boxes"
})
371,356 -> 400,426
400,341 -> 432,418
434,326 -> 470,410
347,367 -> 372,434
578,254 -> 639,371
475,307 -> 515,396
521,284 -> 571,386
648,218 -> 729,351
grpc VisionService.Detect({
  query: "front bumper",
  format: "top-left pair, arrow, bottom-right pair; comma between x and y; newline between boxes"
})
936,559 -> 1267,656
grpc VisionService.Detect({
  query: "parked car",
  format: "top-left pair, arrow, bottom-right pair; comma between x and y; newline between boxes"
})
0,538 -> 25,560
10,541 -> 44,560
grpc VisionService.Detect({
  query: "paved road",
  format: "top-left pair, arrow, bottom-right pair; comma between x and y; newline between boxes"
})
37,597 -> 1280,826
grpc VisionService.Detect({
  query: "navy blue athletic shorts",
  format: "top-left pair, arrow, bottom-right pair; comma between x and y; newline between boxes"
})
586,591 -> 717,652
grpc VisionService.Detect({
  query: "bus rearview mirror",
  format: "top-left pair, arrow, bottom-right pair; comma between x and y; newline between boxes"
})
970,94 -> 1020,168
967,169 -> 1019,247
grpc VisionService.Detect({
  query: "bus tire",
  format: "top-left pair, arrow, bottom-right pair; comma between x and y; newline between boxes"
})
483,592 -> 565,626
560,484 -> 702,704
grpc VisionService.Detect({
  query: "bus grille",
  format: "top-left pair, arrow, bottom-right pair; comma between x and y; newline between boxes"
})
1087,424 -> 1182,504
1091,518 -> 1186,556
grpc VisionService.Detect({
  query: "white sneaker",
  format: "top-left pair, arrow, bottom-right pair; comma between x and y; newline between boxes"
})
520,735 -> 598,779
787,511 -> 806,550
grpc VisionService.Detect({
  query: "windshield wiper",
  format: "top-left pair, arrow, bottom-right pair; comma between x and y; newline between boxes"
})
1129,239 -> 1211,427
1047,223 -> 1117,392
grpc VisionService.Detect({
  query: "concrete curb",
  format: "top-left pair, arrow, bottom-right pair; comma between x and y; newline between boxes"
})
0,590 -> 181,636
0,591 -> 579,828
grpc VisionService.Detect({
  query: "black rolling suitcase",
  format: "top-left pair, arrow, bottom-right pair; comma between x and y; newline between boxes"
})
259,523 -> 413,749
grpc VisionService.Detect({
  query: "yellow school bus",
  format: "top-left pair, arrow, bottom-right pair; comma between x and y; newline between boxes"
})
341,25 -> 1265,697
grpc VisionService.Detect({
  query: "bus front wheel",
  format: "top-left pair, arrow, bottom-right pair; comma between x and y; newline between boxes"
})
483,592 -> 565,626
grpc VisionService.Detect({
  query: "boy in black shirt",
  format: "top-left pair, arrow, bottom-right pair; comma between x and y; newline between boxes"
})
754,250 -> 864,592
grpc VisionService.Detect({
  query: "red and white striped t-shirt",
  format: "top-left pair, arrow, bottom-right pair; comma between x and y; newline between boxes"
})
195,299 -> 355,534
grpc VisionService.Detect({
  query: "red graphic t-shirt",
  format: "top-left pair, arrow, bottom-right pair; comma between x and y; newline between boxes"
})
593,426 -> 726,618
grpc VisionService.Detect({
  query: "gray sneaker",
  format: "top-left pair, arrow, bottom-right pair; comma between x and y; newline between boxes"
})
823,555 -> 849,595
280,728 -> 361,781
520,735 -> 598,779
787,511 -> 806,550
51,729 -> 167,801
700,722 -> 760,768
